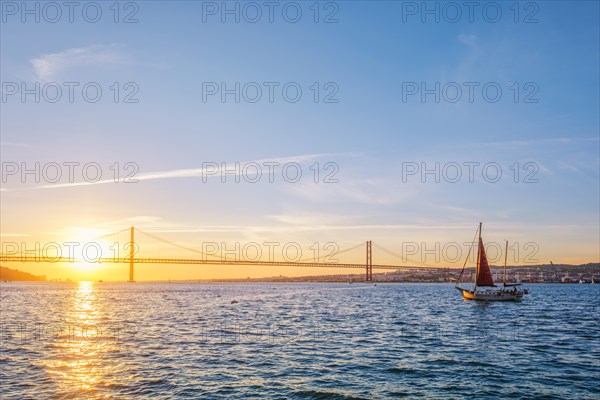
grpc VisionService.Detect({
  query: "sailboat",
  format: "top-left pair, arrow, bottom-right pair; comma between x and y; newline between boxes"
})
455,223 -> 527,301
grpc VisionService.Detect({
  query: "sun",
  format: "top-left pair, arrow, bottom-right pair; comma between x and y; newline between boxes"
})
62,227 -> 112,273
72,260 -> 101,272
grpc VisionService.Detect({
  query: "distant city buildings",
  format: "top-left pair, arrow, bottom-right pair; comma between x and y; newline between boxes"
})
248,263 -> 600,284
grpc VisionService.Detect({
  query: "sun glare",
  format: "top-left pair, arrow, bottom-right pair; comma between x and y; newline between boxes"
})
72,261 -> 101,272
63,228 -> 114,274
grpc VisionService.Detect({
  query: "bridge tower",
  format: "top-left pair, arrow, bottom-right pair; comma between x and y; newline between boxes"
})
129,226 -> 135,282
365,240 -> 373,282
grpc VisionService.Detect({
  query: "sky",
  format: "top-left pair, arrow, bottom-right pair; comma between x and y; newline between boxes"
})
1,0 -> 599,281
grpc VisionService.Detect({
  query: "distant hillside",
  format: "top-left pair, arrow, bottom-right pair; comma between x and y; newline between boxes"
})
0,266 -> 46,281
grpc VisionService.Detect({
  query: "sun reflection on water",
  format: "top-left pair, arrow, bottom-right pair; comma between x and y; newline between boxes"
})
44,281 -> 119,396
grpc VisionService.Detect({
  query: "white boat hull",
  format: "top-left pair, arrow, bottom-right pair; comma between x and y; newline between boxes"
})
458,287 -> 524,301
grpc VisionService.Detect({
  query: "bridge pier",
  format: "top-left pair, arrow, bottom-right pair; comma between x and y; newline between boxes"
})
366,240 -> 373,282
129,226 -> 135,282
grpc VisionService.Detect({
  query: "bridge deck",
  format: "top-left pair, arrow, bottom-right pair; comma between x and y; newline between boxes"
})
0,256 -> 442,270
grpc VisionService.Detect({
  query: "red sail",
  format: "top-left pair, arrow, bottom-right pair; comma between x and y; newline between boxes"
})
476,238 -> 495,287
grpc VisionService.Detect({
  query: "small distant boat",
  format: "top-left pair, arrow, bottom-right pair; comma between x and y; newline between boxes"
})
455,223 -> 527,302
562,275 -> 574,283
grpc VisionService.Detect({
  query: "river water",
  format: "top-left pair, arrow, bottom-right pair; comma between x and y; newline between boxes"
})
1,282 -> 598,399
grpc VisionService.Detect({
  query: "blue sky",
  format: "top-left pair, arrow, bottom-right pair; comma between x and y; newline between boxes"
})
1,1 -> 598,279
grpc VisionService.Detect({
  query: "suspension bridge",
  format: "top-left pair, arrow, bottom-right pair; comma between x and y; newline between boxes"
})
0,227 -> 446,282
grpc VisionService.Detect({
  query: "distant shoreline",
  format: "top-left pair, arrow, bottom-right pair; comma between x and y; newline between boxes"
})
2,263 -> 598,284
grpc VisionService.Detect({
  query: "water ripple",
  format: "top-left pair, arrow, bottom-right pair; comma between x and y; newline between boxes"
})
1,282 -> 599,399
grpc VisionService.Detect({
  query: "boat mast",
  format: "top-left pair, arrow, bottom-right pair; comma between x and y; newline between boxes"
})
474,222 -> 482,291
456,224 -> 479,288
503,240 -> 508,287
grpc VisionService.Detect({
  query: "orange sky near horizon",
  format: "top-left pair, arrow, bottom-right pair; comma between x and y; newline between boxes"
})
1,223 -> 598,282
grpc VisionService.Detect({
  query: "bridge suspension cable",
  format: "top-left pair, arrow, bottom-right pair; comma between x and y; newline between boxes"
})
297,242 -> 365,263
372,242 -> 443,269
138,229 -> 366,266
92,227 -> 131,241
135,229 -> 228,261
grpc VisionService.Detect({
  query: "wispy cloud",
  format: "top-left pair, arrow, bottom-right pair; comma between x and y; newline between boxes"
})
452,33 -> 481,82
285,177 -> 427,206
1,153 -> 352,192
0,233 -> 31,238
458,137 -> 599,149
267,212 -> 360,226
0,142 -> 31,147
558,161 -> 580,173
30,44 -> 130,81
427,204 -> 482,218
457,33 -> 478,48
